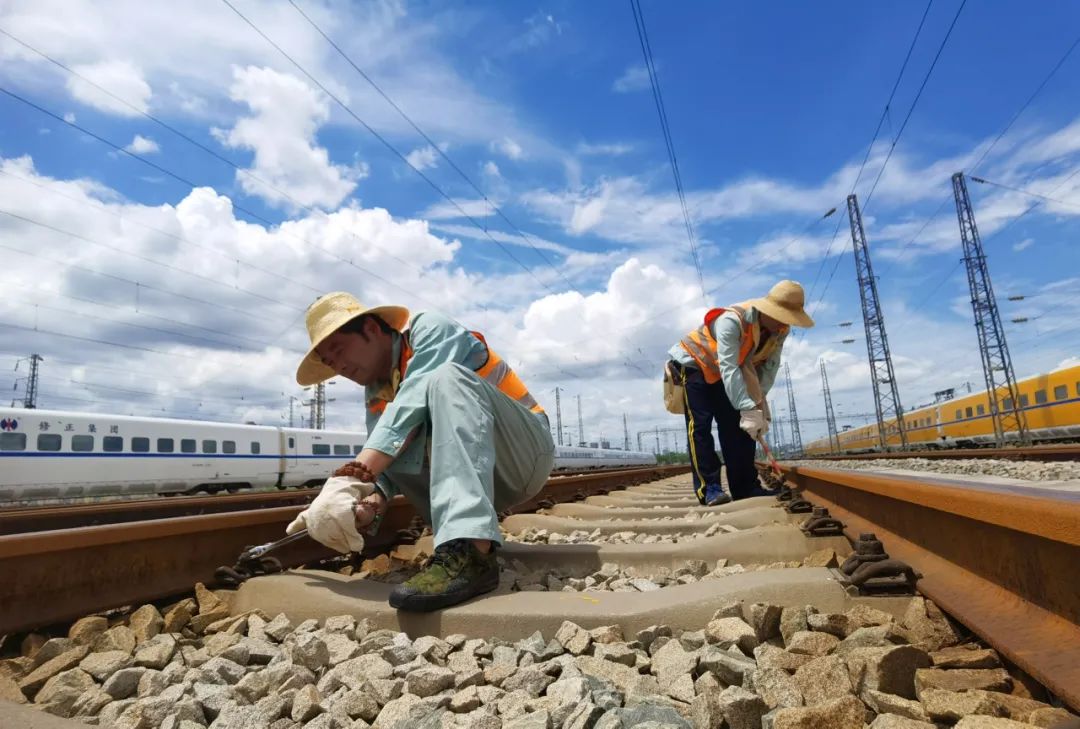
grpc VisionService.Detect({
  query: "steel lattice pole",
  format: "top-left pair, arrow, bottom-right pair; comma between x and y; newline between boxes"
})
951,172 -> 1029,445
847,194 -> 908,450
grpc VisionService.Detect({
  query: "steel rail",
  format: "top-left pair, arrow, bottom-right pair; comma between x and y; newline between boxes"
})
802,443 -> 1080,461
774,462 -> 1080,711
0,466 -> 662,535
0,465 -> 689,636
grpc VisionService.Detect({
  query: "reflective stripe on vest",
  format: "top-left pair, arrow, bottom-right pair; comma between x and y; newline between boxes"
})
367,329 -> 545,415
679,305 -> 785,385
471,331 -> 545,414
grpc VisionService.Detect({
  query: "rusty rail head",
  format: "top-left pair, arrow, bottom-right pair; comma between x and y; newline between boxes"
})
775,462 -> 1080,712
803,443 -> 1080,461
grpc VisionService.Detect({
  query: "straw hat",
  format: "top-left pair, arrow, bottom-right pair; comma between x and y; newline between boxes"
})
748,280 -> 814,328
295,292 -> 411,386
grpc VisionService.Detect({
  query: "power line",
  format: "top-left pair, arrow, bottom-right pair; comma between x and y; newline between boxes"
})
0,25 -> 429,280
861,0 -> 968,212
0,322 -> 209,361
629,0 -> 706,299
285,0 -> 576,292
0,208 -> 302,313
0,85 -> 460,312
969,175 -> 1080,212
874,22 -> 1080,280
219,0 -> 559,296
0,166 -> 323,297
2,280 -> 271,350
0,243 -> 279,325
526,207 -> 836,357
851,0 -> 936,197
802,0 -> 938,325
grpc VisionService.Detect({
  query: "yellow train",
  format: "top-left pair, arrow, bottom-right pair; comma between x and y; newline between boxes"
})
804,364 -> 1080,454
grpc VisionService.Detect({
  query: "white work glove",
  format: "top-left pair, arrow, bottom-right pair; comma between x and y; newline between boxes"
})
739,409 -> 767,440
285,476 -> 375,554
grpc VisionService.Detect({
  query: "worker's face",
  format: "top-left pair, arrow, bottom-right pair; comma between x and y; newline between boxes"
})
759,312 -> 783,333
315,320 -> 393,387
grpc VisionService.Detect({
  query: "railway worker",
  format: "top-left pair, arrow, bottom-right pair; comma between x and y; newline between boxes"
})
287,292 -> 554,612
666,280 -> 813,503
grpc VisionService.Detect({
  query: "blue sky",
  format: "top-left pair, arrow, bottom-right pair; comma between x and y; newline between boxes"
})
1,0 -> 1078,447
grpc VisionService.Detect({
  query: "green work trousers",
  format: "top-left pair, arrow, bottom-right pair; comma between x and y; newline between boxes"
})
381,362 -> 555,547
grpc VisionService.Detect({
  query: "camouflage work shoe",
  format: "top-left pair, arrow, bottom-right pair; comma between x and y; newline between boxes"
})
388,539 -> 500,612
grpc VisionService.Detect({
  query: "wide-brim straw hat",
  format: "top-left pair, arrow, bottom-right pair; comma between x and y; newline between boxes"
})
295,292 -> 411,386
748,280 -> 815,328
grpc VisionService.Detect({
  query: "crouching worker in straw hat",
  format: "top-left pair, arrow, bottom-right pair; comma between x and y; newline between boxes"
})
286,293 -> 555,611
666,280 -> 813,504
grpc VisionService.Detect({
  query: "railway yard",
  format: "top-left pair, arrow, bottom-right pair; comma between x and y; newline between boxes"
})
1,455 -> 1078,729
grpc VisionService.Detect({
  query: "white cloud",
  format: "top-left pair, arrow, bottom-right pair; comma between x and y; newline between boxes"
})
62,112 -> 76,124
577,141 -> 634,156
422,198 -> 496,221
214,66 -> 364,211
490,137 -> 525,160
65,60 -> 151,116
613,64 -> 650,93
124,134 -> 159,155
0,154 -> 486,428
483,161 -> 501,178
405,145 -> 439,171
0,0 -> 542,150
1013,237 -> 1035,252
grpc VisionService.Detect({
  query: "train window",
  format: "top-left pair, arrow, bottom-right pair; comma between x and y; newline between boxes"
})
333,444 -> 350,456
353,445 -> 363,455
132,437 -> 150,453
0,432 -> 26,451
1055,385 -> 1068,400
1003,398 -> 1013,411
181,439 -> 196,453
157,438 -> 174,453
955,409 -> 962,420
1019,394 -> 1030,408
288,437 -> 295,448
223,441 -> 236,454
250,442 -> 261,454
976,405 -> 985,416
103,436 -> 123,452
202,440 -> 217,454
1035,390 -> 1047,405
38,433 -> 62,451
312,444 -> 331,455
72,435 -> 94,452
965,407 -> 973,418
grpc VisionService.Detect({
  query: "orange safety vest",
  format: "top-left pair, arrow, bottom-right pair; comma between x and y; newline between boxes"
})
368,330 -> 544,416
679,305 -> 786,385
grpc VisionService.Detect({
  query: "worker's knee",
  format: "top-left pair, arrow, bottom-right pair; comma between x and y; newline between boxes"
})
426,362 -> 478,397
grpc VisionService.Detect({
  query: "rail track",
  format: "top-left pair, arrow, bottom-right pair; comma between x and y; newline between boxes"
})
803,443 -> 1080,461
4,460 -> 1079,726
772,461 -> 1080,711
0,464 -> 689,636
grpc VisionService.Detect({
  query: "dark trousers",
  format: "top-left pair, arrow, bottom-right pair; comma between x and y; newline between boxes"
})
675,361 -> 764,502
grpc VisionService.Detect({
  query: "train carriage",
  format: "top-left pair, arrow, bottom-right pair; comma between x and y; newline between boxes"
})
804,364 -> 1080,455
0,408 -> 658,502
0,409 -> 365,500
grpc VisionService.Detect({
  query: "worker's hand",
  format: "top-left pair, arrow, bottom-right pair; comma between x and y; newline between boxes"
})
353,490 -> 388,532
285,476 -> 374,554
739,409 -> 767,439
333,461 -> 376,482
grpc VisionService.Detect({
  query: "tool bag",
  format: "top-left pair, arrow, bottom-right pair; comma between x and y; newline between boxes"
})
662,361 -> 685,415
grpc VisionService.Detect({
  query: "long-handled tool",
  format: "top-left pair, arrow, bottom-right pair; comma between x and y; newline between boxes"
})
214,528 -> 311,587
756,434 -> 786,492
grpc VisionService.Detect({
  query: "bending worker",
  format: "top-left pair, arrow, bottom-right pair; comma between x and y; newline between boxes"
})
288,292 -> 555,612
666,280 -> 813,503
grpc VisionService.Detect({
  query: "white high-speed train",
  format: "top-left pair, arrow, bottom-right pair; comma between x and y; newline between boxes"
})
0,408 -> 656,501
